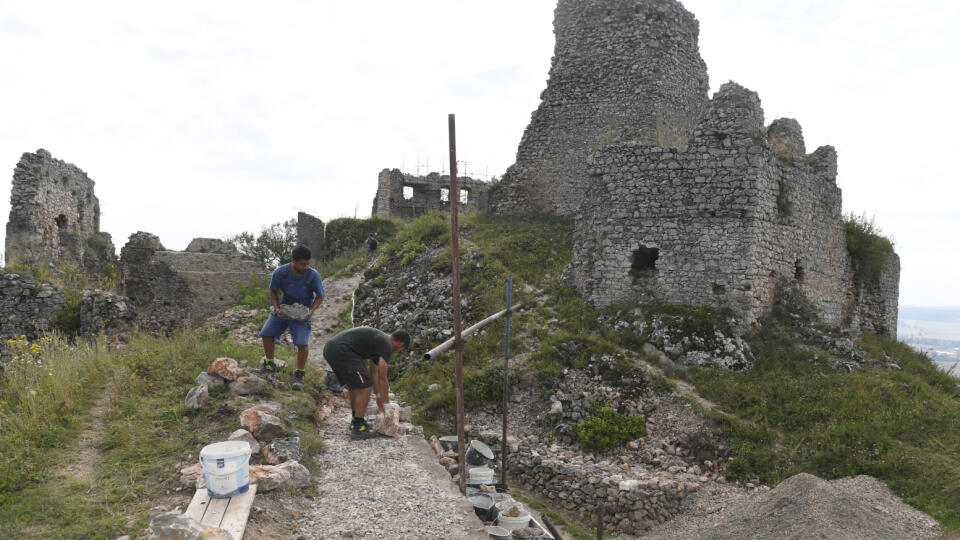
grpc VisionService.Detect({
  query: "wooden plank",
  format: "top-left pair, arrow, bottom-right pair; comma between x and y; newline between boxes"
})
184,488 -> 211,522
200,496 -> 230,528
219,484 -> 258,540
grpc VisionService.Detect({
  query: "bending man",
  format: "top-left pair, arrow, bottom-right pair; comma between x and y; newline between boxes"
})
259,245 -> 325,391
323,326 -> 409,439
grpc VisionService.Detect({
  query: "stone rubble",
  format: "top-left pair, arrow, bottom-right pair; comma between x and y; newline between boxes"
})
184,384 -> 208,409
262,437 -> 302,465
207,357 -> 244,381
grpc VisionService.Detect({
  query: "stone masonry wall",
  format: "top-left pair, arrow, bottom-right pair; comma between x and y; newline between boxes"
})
120,233 -> 269,334
296,212 -> 326,261
5,149 -> 115,276
847,252 -> 900,338
372,169 -> 489,220
568,83 -> 854,330
490,0 -> 709,216
0,273 -> 65,360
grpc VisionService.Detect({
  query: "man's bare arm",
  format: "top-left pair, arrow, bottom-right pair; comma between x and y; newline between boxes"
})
269,290 -> 286,318
308,295 -> 323,317
372,358 -> 390,410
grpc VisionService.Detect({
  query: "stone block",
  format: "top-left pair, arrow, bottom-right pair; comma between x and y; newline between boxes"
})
263,437 -> 302,465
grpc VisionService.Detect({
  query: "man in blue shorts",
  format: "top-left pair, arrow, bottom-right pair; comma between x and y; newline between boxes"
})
259,245 -> 325,391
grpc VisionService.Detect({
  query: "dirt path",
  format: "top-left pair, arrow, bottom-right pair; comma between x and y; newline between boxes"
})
53,380 -> 115,484
308,271 -> 363,371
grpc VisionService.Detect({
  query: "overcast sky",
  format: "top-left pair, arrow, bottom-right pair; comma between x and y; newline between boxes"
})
1,1 -> 957,307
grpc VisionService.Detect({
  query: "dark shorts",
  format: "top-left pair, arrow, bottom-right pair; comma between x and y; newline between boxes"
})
325,352 -> 373,390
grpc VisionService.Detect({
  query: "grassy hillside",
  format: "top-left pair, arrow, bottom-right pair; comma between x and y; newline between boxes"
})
373,211 -> 960,530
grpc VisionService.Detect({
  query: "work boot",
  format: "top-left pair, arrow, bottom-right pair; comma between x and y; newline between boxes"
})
292,369 -> 306,391
260,356 -> 278,374
350,419 -> 377,440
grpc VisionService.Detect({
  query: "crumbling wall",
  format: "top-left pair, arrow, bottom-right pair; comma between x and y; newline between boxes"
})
296,212 -> 326,261
371,169 -> 488,220
846,252 -> 900,338
120,233 -> 268,334
5,149 -> 116,276
0,272 -> 65,360
568,83 -> 858,330
490,0 -> 710,216
79,289 -> 137,340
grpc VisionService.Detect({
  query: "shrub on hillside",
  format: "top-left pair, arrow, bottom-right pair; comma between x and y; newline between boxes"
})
844,213 -> 894,286
575,404 -> 646,453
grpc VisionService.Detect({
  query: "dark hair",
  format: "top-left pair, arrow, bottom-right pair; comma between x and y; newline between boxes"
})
391,329 -> 410,350
291,245 -> 311,262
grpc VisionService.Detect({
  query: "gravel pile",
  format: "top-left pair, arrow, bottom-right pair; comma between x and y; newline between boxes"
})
644,472 -> 941,539
296,404 -> 486,540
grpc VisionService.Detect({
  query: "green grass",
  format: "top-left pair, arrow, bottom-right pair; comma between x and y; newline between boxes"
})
0,330 -> 325,539
845,212 -> 895,286
683,323 -> 960,528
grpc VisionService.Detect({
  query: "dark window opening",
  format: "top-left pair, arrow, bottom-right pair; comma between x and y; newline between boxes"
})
630,245 -> 659,277
55,214 -> 68,229
712,283 -> 726,295
402,186 -> 414,200
795,260 -> 805,283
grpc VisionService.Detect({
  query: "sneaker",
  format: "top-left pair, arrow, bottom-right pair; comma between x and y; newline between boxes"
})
260,357 -> 278,374
350,419 -> 378,440
292,369 -> 306,391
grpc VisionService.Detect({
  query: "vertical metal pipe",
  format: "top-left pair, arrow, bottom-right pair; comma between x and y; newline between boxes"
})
501,274 -> 512,488
448,113 -> 467,496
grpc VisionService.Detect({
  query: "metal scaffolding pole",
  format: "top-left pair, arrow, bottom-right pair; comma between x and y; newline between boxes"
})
501,275 -> 513,489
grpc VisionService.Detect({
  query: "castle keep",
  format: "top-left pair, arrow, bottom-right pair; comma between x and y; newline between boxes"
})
493,0 -> 899,334
5,149 -> 115,275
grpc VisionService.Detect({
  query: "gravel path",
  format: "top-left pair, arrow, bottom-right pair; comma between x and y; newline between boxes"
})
308,271 -> 363,371
296,401 -> 487,540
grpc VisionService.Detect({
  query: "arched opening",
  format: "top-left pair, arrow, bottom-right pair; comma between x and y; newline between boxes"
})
55,214 -> 68,229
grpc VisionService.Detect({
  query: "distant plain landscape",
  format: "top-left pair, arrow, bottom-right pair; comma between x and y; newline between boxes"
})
898,306 -> 960,376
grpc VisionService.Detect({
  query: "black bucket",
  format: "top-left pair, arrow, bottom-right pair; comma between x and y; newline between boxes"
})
466,439 -> 495,466
467,494 -> 499,522
439,435 -> 459,452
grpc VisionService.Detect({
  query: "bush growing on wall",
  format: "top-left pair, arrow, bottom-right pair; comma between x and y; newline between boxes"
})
844,213 -> 894,286
575,403 -> 646,453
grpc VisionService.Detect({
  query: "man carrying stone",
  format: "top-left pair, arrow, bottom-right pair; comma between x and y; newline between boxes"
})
323,326 -> 409,439
259,245 -> 325,391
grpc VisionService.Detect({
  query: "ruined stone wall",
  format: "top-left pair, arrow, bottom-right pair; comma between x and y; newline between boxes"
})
296,212 -> 326,261
120,233 -> 269,334
847,252 -> 900,338
371,169 -> 489,220
0,273 -> 65,360
490,0 -> 710,216
568,83 -> 853,329
5,149 -> 115,275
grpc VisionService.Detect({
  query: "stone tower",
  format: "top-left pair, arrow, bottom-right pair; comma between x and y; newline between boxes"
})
4,149 -> 115,275
490,0 -> 710,216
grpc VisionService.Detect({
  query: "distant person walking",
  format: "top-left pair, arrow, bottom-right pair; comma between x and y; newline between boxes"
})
259,245 -> 325,391
323,326 -> 409,439
365,234 -> 378,262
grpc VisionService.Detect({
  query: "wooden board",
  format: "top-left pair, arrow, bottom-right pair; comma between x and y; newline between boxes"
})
185,484 -> 258,540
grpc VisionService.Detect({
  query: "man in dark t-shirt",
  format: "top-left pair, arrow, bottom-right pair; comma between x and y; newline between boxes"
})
323,326 -> 410,439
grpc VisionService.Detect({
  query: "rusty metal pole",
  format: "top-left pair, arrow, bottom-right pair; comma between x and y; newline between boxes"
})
500,274 -> 512,489
596,503 -> 604,540
448,113 -> 467,496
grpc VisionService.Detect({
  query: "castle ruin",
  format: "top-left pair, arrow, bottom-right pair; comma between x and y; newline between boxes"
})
5,149 -> 115,276
491,0 -> 899,335
372,168 -> 489,220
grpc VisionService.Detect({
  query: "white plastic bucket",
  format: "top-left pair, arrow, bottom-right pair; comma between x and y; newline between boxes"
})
495,501 -> 531,531
467,466 -> 495,485
200,440 -> 251,498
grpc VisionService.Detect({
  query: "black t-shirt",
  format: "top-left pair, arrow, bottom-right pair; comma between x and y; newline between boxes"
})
323,326 -> 392,365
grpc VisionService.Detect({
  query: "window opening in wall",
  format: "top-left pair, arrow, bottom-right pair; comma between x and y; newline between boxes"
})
712,283 -> 726,295
795,260 -> 805,283
459,189 -> 469,204
55,214 -> 68,229
630,245 -> 659,277
440,187 -> 449,202
402,186 -> 414,200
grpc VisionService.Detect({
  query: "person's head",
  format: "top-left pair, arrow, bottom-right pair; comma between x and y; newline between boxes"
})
291,245 -> 311,273
390,329 -> 410,353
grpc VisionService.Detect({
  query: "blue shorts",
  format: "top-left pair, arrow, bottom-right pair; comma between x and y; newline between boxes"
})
259,312 -> 311,346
